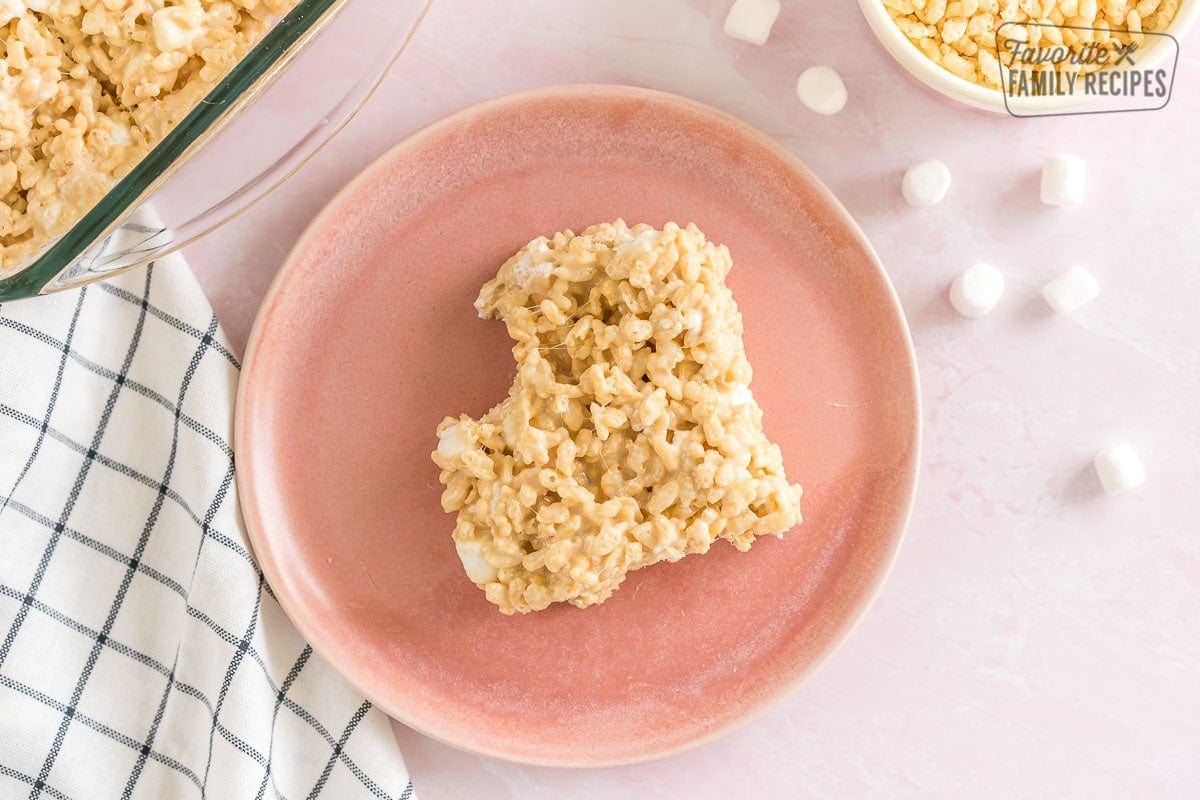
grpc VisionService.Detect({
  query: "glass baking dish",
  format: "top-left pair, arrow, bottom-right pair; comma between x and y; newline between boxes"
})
0,0 -> 430,301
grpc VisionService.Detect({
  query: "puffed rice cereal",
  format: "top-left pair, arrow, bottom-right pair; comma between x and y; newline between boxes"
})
882,0 -> 1180,89
1,0 -> 299,272
432,221 -> 803,615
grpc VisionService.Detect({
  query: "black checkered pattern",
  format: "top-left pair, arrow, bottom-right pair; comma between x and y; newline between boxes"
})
0,261 -> 414,800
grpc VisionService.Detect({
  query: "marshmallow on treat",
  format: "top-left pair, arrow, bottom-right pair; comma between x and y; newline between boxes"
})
902,159 -> 951,207
723,0 -> 781,46
1094,443 -> 1146,496
796,66 -> 847,115
950,262 -> 1005,318
1041,155 -> 1086,206
1043,265 -> 1100,315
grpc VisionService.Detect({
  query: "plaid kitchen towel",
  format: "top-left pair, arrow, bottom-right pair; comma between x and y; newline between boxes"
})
0,256 -> 414,800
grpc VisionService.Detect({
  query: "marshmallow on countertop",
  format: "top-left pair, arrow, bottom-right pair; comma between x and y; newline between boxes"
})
723,0 -> 781,46
796,66 -> 847,116
1043,265 -> 1100,315
902,160 -> 952,207
950,262 -> 1005,318
1094,443 -> 1145,495
1041,155 -> 1086,206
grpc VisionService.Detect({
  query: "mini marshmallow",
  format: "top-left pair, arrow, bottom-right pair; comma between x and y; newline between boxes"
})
0,0 -> 49,26
108,120 -> 133,147
1041,155 -> 1086,206
1094,443 -> 1145,496
437,424 -> 469,458
728,383 -> 754,407
0,0 -> 23,25
950,262 -> 1005,318
510,240 -> 553,288
723,0 -> 781,46
152,6 -> 203,51
796,66 -> 847,116
902,159 -> 952,207
455,539 -> 498,584
616,229 -> 659,259
1042,265 -> 1100,315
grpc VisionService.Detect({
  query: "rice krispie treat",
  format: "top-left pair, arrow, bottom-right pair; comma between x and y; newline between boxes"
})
883,0 -> 1180,89
432,221 -> 803,615
1,0 -> 298,272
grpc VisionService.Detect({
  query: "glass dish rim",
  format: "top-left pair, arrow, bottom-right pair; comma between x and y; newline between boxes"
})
0,0 -> 429,299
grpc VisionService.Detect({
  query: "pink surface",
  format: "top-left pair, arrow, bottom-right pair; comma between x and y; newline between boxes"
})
192,1 -> 1200,796
235,85 -> 918,767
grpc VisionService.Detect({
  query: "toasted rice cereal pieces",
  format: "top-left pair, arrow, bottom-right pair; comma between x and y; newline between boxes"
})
1,0 -> 298,272
432,221 -> 803,615
883,0 -> 1179,88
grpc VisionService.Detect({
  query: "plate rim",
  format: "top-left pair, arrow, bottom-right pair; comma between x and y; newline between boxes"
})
234,82 -> 923,768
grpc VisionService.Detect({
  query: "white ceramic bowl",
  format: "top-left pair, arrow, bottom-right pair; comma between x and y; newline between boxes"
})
858,0 -> 1200,114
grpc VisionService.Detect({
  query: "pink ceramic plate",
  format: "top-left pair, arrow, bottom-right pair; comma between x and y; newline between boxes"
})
236,84 -> 920,767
